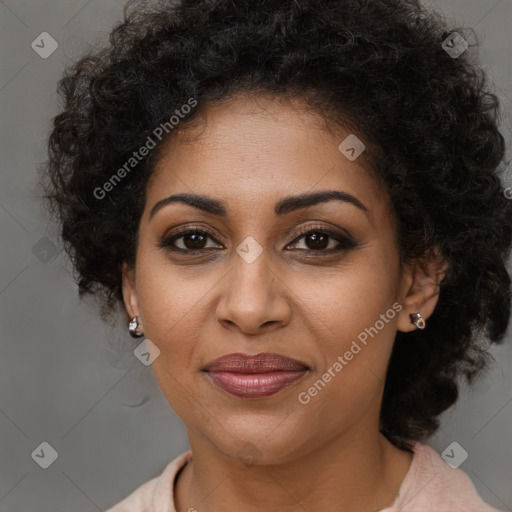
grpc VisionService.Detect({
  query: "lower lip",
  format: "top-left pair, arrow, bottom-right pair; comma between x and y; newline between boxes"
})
205,370 -> 308,398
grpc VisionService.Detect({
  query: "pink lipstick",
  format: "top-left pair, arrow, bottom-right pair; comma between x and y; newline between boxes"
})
202,352 -> 309,398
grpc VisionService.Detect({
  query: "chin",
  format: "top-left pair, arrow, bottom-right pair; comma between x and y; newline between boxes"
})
209,428 -> 307,466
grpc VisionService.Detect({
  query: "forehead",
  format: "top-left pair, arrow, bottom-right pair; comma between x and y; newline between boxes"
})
145,93 -> 389,221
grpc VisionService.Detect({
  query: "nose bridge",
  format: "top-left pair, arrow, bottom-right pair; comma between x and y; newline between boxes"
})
231,234 -> 275,299
216,235 -> 290,331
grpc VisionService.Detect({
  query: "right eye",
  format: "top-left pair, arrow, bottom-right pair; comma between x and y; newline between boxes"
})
158,229 -> 224,252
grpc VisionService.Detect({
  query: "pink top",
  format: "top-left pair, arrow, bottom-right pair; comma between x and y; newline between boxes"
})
105,442 -> 500,512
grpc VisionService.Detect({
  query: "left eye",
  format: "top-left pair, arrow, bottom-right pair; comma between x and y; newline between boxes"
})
286,229 -> 355,252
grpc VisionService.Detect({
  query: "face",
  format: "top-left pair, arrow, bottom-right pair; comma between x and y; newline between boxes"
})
122,93 -> 422,464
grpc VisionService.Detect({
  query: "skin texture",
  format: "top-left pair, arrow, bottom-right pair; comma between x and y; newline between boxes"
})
122,93 -> 447,512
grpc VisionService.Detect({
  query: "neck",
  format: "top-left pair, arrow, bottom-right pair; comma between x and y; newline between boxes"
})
174,430 -> 413,512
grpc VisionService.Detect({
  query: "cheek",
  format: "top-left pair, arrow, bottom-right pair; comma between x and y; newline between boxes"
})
136,258 -> 212,340
134,264 -> 206,419
306,246 -> 399,340
300,246 -> 400,392
133,261 -> 211,401
295,279 -> 399,432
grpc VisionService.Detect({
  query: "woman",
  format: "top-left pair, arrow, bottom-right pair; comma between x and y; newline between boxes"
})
40,0 -> 512,510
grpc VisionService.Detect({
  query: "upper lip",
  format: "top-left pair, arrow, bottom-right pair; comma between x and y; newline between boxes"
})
202,352 -> 309,373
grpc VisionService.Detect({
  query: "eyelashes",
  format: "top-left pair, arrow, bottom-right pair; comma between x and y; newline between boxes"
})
158,229 -> 221,252
287,225 -> 358,253
157,225 -> 359,255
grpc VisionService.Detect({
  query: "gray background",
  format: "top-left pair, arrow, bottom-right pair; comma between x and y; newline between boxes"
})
0,0 -> 511,510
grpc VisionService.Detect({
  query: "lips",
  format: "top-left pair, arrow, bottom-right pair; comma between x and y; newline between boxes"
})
202,352 -> 309,398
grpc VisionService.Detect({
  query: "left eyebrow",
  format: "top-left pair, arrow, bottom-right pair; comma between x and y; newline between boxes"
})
274,190 -> 369,216
148,190 -> 369,220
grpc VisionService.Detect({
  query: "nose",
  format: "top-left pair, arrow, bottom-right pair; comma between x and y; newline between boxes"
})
215,247 -> 292,335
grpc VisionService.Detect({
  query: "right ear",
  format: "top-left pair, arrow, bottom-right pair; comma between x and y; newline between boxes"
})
121,261 -> 140,321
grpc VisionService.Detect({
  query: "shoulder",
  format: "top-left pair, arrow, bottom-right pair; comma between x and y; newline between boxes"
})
384,441 -> 501,512
104,450 -> 192,512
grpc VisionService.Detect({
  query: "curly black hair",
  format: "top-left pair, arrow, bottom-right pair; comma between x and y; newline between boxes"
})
39,0 -> 512,448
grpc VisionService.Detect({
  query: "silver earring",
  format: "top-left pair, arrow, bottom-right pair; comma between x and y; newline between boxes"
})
409,312 -> 426,330
128,316 -> 144,338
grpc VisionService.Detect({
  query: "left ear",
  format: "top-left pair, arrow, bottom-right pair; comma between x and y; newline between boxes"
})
396,247 -> 449,332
